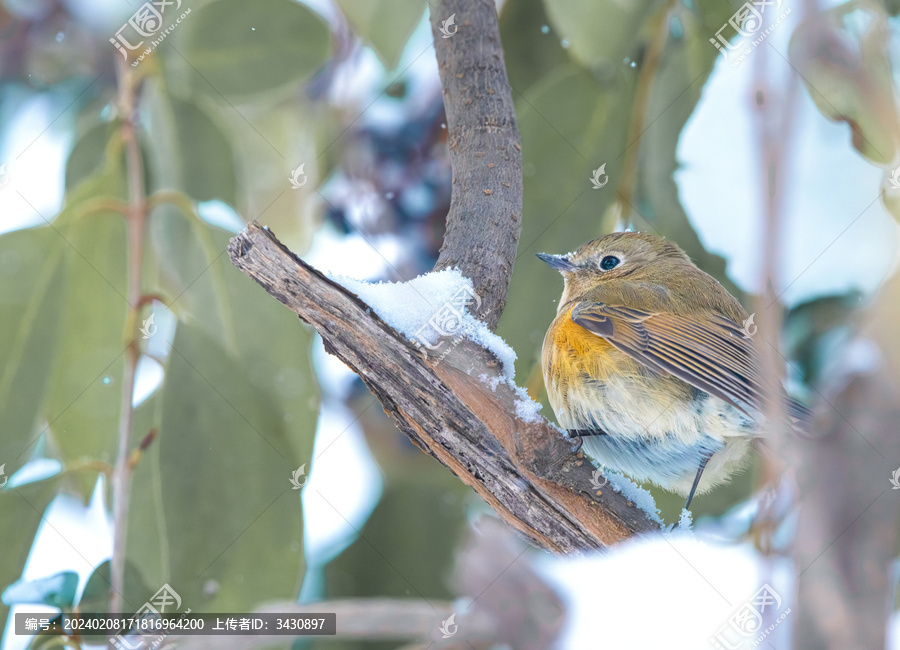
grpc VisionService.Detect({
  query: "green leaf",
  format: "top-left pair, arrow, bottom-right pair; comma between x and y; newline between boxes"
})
0,227 -> 67,467
136,321 -> 307,611
130,221 -> 318,609
0,480 -> 59,625
65,121 -> 119,192
499,0 -> 569,93
148,206 -> 238,352
639,8 -> 745,301
140,84 -> 239,207
78,560 -> 152,614
179,0 -> 332,98
47,199 -> 129,501
168,97 -> 238,205
2,571 -> 78,609
542,0 -> 657,68
335,0 -> 425,69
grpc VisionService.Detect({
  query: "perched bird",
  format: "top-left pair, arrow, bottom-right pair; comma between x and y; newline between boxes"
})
538,232 -> 808,508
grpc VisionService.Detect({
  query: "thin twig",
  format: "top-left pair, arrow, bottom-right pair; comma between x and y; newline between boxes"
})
110,57 -> 148,613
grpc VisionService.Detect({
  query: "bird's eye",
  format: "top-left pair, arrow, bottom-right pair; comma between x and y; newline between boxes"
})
599,255 -> 620,271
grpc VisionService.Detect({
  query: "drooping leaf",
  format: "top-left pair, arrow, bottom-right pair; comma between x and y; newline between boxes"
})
129,220 -> 318,609
148,206 -> 238,352
141,84 -> 239,207
78,560 -> 152,614
0,227 -> 67,467
178,0 -> 332,98
0,480 -> 59,626
789,5 -> 899,164
335,0 -> 425,70
542,0 -> 658,69
168,97 -> 238,206
2,571 -> 78,609
640,7 -> 745,300
48,167 -> 129,501
142,321 -> 307,611
65,121 -> 119,192
499,0 -> 569,93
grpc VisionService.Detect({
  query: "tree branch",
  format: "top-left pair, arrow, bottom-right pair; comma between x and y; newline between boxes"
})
227,225 -> 659,551
429,0 -> 523,330
227,0 -> 658,550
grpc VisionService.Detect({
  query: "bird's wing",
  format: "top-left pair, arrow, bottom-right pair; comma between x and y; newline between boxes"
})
570,302 -> 764,415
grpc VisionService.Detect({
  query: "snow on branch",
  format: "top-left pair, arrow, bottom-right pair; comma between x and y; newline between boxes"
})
227,224 -> 659,551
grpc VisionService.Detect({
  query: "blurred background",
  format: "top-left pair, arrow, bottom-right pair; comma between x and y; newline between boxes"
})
0,0 -> 898,647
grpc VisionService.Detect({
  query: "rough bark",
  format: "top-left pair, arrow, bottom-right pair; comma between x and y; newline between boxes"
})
429,0 -> 523,330
227,225 -> 659,552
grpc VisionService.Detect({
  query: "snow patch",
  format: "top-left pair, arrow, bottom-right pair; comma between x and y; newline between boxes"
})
606,471 -> 663,525
477,373 -> 543,424
329,268 -> 517,377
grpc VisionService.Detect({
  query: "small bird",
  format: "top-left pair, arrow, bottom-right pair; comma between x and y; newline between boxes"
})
538,232 -> 808,508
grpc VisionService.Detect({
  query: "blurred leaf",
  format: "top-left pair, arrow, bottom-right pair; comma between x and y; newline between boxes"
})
123,391 -> 167,593
0,480 -> 59,625
542,0 -> 656,68
640,6 -> 744,300
0,228 -> 67,466
78,560 -> 151,613
2,571 -> 78,609
180,0 -> 332,98
48,167 -> 129,501
500,0 -> 570,93
128,224 -> 318,609
169,96 -> 238,205
65,121 -> 119,192
498,64 -> 636,379
148,206 -> 238,352
140,321 -> 307,611
324,450 -> 466,601
335,0 -> 425,70
789,5 -> 899,164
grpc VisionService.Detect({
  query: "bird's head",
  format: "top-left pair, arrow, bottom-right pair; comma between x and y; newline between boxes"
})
537,232 -> 693,308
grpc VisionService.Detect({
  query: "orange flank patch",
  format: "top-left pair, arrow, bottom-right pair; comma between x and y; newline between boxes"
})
546,306 -> 625,386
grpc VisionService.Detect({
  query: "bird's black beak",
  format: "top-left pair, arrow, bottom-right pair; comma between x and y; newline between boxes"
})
536,252 -> 577,273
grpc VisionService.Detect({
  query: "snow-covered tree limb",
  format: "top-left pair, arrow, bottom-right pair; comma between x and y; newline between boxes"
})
227,224 -> 659,551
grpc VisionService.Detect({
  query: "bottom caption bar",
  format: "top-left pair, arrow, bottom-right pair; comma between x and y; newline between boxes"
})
16,613 -> 336,636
